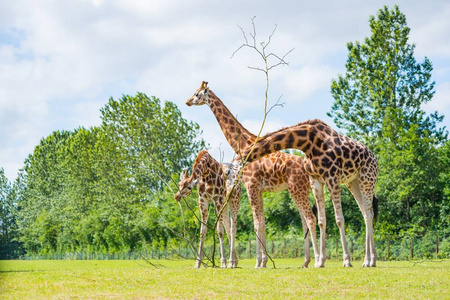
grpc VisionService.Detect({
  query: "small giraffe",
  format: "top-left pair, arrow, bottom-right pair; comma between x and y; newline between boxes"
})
240,119 -> 379,267
174,150 -> 241,268
186,82 -> 322,268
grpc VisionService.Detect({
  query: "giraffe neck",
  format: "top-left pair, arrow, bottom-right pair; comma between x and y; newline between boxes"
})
207,91 -> 256,154
244,122 -> 318,162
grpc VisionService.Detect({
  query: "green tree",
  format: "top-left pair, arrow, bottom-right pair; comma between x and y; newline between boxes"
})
329,5 -> 445,147
328,5 -> 448,257
100,93 -> 206,192
16,94 -> 206,255
0,168 -> 23,258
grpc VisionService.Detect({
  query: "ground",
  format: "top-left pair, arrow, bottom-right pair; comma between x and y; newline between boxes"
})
1,259 -> 449,299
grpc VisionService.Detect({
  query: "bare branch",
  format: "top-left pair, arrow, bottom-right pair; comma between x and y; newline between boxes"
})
264,23 -> 278,50
266,95 -> 285,116
248,66 -> 267,73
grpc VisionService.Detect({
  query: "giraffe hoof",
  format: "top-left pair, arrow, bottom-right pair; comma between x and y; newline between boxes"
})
343,262 -> 353,267
314,263 -> 325,268
228,260 -> 238,268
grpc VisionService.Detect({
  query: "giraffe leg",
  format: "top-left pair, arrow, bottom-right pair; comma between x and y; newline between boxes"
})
288,181 -> 319,269
195,199 -> 209,268
347,179 -> 377,267
220,203 -> 233,268
326,181 -> 352,267
228,189 -> 241,268
310,179 -> 326,267
299,214 -> 311,268
247,188 -> 267,268
215,203 -> 227,268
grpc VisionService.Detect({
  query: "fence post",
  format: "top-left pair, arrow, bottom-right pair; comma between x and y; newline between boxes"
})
387,239 -> 390,261
350,238 -> 354,259
435,232 -> 439,259
335,237 -> 339,260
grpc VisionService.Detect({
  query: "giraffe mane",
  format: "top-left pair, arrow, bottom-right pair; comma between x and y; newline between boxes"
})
192,149 -> 210,171
257,119 -> 329,140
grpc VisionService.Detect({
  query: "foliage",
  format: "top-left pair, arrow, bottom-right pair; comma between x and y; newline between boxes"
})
0,168 -> 23,258
13,93 -> 206,256
328,5 -> 448,255
329,5 -> 445,146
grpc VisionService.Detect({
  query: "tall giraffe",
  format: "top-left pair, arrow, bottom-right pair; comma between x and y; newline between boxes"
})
186,81 -> 323,268
240,119 -> 379,267
174,150 -> 241,268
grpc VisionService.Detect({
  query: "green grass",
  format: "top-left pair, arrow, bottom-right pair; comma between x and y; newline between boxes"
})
1,259 -> 449,299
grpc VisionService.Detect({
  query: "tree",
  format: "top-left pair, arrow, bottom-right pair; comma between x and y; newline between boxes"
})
100,93 -> 206,192
0,168 -> 23,258
15,94 -> 206,255
328,5 -> 445,147
328,5 -> 448,254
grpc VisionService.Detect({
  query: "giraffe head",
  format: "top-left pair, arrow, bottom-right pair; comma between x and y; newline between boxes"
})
174,169 -> 198,202
186,81 -> 210,106
222,162 -> 241,189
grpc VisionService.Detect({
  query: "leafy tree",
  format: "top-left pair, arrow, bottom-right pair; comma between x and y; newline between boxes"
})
328,5 -> 448,255
329,5 -> 445,147
0,168 -> 23,258
15,94 -> 206,255
100,93 -> 206,192
438,140 -> 450,236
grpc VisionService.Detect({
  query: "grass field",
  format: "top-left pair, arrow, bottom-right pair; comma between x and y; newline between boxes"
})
1,259 -> 449,299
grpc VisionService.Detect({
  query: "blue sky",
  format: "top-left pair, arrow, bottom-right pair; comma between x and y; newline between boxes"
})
1,0 -> 449,181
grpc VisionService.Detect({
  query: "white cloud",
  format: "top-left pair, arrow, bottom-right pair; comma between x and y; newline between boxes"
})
424,82 -> 450,113
408,3 -> 450,57
280,65 -> 337,103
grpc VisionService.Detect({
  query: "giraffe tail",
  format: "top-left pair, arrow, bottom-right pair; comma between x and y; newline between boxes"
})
373,195 -> 379,224
303,205 -> 318,239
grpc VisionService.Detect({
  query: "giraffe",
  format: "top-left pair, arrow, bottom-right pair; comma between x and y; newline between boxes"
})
186,81 -> 322,268
174,150 -> 241,268
240,119 -> 379,267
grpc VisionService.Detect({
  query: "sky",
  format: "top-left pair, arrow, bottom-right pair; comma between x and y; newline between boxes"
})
1,0 -> 450,182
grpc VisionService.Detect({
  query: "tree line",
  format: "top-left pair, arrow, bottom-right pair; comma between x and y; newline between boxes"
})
1,5 -> 449,260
